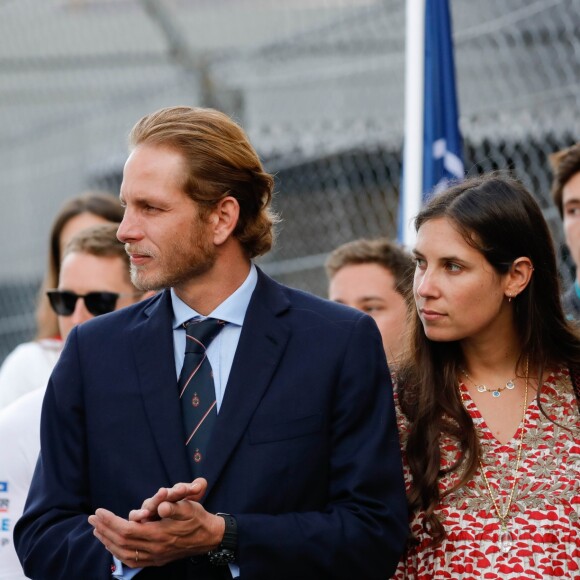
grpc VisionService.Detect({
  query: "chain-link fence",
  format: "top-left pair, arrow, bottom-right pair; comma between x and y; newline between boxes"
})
1,0 -> 579,364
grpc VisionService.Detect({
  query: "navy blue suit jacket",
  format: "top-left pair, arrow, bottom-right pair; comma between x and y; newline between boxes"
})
15,269 -> 407,579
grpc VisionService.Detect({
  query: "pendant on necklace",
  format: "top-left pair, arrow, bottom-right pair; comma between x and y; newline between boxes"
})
465,371 -> 517,398
499,525 -> 514,553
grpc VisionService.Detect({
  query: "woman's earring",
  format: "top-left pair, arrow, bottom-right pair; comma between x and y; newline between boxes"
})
507,293 -> 513,303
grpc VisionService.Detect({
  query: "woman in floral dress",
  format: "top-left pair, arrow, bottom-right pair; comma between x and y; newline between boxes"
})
394,174 -> 580,579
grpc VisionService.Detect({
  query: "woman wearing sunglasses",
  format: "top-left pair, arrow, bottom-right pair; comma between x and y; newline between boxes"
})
0,223 -> 148,580
0,191 -> 124,410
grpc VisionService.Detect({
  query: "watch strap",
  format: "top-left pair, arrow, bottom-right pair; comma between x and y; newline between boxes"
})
208,512 -> 237,566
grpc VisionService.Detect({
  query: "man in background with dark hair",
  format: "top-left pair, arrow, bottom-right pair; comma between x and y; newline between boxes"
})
16,106 -> 407,580
550,143 -> 580,319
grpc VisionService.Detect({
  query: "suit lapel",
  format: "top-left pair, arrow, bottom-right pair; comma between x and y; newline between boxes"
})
132,290 -> 192,484
203,271 -> 290,497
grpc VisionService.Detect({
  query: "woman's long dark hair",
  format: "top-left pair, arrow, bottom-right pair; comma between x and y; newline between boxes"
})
397,173 -> 580,544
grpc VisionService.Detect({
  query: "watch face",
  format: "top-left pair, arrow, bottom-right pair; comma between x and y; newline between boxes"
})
208,549 -> 235,566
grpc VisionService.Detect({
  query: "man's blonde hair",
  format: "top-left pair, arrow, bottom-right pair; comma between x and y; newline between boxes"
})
130,106 -> 279,258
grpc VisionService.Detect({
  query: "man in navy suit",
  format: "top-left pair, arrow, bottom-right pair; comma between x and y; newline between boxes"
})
15,106 -> 407,579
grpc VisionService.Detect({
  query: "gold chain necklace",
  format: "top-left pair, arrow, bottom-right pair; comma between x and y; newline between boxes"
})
458,356 -> 529,554
461,369 -> 516,398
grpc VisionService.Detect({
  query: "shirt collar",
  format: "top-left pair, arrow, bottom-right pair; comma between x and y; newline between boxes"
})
171,263 -> 258,329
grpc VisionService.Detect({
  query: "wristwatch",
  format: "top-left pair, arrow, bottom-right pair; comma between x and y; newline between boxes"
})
208,512 -> 237,566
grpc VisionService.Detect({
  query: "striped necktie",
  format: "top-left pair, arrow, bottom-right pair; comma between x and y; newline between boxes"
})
178,317 -> 225,477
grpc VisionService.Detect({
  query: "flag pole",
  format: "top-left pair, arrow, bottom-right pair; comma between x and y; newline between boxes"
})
401,0 -> 426,248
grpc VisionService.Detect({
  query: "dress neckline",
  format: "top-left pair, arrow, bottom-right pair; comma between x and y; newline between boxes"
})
458,379 -> 539,450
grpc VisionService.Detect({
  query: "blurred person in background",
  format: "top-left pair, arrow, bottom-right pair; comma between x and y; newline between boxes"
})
326,237 -> 413,365
550,143 -> 580,320
0,223 -> 147,580
394,174 -> 580,579
0,191 -> 124,409
15,105 -> 407,580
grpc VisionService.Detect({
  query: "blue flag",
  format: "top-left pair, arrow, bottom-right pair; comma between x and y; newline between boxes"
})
422,0 -> 464,200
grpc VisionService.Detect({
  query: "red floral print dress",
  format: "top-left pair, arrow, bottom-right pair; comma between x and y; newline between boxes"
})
394,368 -> 580,579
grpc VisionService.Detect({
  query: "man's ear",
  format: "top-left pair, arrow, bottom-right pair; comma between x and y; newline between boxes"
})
210,195 -> 240,246
504,257 -> 534,300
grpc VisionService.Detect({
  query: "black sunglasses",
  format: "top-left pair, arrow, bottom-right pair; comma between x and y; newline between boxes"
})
46,290 -> 140,317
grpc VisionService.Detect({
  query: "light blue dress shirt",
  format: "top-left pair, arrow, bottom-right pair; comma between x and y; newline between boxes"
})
113,264 -> 257,579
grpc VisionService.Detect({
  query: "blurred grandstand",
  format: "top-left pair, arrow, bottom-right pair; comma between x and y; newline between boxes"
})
0,0 -> 579,363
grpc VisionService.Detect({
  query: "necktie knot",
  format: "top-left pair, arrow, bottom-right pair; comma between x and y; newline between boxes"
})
183,318 -> 225,354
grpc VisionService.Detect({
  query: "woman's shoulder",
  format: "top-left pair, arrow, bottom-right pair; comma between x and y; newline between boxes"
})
0,339 -> 62,409
4,338 -> 61,358
540,365 -> 580,425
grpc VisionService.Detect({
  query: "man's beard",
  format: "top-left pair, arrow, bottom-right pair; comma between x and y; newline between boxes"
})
128,227 -> 217,291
